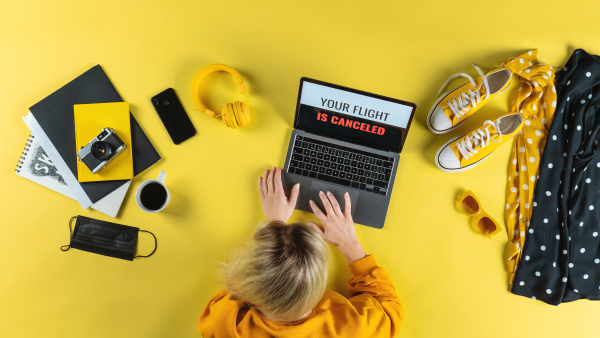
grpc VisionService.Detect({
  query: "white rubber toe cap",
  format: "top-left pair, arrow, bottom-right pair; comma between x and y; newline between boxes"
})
430,107 -> 453,133
437,146 -> 461,171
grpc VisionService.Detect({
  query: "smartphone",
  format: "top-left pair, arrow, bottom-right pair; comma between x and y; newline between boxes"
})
151,88 -> 197,145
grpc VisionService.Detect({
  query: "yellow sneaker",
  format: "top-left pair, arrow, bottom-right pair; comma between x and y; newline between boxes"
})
427,64 -> 512,134
435,112 -> 524,172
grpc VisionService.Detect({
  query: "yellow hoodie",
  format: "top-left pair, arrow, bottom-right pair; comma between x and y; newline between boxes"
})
198,255 -> 404,337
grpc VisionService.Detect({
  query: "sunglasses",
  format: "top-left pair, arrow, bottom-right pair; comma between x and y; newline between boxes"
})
456,190 -> 501,238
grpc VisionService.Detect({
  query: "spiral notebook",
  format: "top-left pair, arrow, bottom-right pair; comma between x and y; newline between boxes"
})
15,134 -> 131,217
15,134 -> 77,199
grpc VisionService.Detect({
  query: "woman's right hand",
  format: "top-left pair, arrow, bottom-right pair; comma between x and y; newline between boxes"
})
308,191 -> 366,264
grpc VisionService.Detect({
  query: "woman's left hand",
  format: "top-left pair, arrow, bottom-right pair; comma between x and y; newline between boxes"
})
258,167 -> 300,223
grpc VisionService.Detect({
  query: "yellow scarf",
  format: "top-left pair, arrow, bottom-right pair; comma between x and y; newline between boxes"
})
502,50 -> 557,284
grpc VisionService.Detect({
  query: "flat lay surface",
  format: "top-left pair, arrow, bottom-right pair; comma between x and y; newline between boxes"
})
2,0 -> 600,337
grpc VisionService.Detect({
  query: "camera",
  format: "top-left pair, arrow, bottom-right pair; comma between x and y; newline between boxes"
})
77,128 -> 127,174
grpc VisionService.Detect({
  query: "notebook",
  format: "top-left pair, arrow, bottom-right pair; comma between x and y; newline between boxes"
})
74,102 -> 134,182
26,65 -> 161,209
15,134 -> 130,217
15,134 -> 77,200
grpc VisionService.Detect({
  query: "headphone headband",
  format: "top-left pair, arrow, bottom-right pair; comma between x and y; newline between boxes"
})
191,64 -> 247,117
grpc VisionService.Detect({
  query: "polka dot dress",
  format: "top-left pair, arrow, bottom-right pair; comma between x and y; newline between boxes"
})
512,49 -> 600,305
502,50 -> 557,284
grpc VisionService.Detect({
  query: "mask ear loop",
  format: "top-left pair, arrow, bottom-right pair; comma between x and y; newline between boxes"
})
135,230 -> 158,258
60,216 -> 78,251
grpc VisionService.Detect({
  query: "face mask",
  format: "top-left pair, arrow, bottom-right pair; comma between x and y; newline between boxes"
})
61,215 -> 157,261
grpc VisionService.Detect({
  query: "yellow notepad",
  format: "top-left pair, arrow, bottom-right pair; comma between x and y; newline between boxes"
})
74,102 -> 133,182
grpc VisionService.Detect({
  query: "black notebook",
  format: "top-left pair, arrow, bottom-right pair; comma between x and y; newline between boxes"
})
27,65 -> 160,206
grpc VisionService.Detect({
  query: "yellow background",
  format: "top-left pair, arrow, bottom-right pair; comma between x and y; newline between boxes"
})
1,1 -> 599,337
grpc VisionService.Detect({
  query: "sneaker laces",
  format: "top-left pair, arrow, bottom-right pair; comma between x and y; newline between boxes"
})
436,64 -> 491,120
456,119 -> 503,161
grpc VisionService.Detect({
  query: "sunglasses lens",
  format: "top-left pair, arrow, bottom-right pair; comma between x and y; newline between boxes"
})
461,196 -> 480,214
478,217 -> 497,235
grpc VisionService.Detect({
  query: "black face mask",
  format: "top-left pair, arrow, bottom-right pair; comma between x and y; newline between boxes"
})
61,215 -> 157,261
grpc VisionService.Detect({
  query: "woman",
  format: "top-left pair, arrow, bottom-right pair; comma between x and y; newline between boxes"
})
198,167 -> 404,337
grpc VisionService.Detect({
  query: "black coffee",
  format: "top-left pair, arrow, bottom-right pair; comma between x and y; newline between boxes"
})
140,183 -> 167,210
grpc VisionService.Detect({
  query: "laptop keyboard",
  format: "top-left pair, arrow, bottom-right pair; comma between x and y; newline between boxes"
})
287,135 -> 394,195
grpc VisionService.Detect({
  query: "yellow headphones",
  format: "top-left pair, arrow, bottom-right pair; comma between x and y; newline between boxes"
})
191,64 -> 250,129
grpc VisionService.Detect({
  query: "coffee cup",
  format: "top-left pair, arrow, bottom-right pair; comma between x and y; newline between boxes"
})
136,171 -> 170,213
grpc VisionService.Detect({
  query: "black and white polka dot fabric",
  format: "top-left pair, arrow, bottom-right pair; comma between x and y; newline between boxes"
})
512,49 -> 600,305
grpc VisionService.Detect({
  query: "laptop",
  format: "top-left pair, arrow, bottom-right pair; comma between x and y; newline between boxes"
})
282,78 -> 416,229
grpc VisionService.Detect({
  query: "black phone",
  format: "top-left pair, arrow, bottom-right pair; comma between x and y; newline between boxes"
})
151,88 -> 197,145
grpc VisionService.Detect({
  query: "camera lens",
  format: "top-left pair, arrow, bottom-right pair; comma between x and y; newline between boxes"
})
164,101 -> 169,105
91,141 -> 113,160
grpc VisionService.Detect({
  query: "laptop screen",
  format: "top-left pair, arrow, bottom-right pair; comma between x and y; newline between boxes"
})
294,78 -> 416,153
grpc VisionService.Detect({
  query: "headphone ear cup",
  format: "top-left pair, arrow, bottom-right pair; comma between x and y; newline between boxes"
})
234,101 -> 250,127
225,102 -> 239,128
231,101 -> 241,128
221,101 -> 249,128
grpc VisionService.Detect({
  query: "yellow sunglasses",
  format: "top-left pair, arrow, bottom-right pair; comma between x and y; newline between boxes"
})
455,190 -> 501,238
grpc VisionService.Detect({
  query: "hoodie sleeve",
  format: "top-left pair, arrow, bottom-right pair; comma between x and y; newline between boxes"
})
347,254 -> 404,337
198,290 -> 231,337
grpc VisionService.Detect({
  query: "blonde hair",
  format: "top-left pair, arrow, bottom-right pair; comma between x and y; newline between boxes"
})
225,221 -> 329,321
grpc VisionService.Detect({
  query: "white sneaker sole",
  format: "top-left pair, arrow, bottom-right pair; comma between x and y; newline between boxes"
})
434,135 -> 491,173
426,88 -> 466,134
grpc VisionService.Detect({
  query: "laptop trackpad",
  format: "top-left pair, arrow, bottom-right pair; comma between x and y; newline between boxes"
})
307,181 -> 359,217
